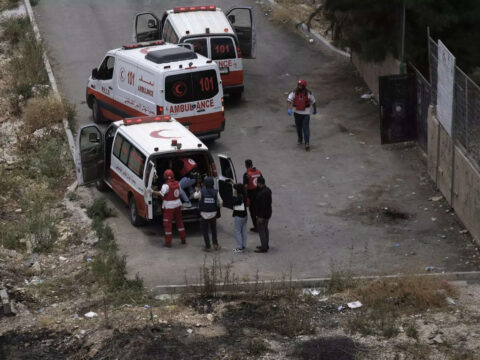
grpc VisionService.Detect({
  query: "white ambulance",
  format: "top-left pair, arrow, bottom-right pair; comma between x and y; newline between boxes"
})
133,5 -> 256,99
75,115 -> 238,225
86,41 -> 225,140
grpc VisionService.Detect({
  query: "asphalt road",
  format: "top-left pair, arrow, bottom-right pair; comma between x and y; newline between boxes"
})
35,0 -> 480,289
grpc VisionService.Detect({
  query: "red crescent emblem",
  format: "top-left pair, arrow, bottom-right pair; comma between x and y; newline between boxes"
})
150,130 -> 182,139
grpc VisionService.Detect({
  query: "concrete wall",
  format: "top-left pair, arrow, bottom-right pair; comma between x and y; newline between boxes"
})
428,109 -> 480,243
351,52 -> 401,101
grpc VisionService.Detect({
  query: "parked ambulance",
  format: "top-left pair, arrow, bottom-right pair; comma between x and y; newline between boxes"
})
86,41 -> 225,140
75,115 -> 237,225
133,5 -> 256,98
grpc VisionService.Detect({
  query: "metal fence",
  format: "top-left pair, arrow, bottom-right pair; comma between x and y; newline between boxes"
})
409,63 -> 430,152
428,36 -> 480,167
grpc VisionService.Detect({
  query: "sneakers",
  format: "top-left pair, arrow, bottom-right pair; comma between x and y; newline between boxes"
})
214,244 -> 221,251
297,139 -> 303,145
305,143 -> 310,151
233,248 -> 244,253
182,201 -> 192,209
254,248 -> 268,253
203,246 -> 212,252
181,239 -> 186,245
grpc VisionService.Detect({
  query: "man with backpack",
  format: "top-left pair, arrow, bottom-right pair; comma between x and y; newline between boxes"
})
287,79 -> 317,151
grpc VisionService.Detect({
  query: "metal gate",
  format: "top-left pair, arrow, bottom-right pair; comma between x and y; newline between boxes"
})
379,74 -> 417,144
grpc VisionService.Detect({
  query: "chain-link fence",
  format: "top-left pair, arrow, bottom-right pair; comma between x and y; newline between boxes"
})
428,36 -> 480,167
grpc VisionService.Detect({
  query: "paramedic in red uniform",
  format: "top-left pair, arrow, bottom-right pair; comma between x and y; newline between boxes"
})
243,159 -> 262,232
287,79 -> 317,151
152,169 -> 186,247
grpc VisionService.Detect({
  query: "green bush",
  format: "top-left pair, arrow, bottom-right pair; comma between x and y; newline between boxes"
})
1,17 -> 29,45
87,199 -> 116,221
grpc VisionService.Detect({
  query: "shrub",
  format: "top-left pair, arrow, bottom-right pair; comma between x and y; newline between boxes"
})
23,95 -> 64,133
87,199 -> 116,221
1,16 -> 29,45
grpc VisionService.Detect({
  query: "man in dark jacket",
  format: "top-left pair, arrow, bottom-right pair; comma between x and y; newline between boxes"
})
243,159 -> 262,232
193,177 -> 223,251
254,177 -> 272,253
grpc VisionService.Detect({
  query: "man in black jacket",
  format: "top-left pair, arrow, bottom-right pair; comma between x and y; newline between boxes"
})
254,177 -> 272,253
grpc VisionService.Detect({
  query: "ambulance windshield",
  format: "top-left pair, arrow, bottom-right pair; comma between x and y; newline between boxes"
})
165,70 -> 219,104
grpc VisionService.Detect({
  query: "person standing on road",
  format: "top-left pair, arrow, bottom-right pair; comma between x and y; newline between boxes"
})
151,169 -> 186,247
287,79 -> 317,151
193,177 -> 223,252
243,159 -> 262,232
254,177 -> 272,253
232,183 -> 248,253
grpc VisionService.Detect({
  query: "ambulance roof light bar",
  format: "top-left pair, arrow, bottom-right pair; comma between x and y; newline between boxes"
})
123,115 -> 171,126
173,5 -> 216,13
122,40 -> 165,50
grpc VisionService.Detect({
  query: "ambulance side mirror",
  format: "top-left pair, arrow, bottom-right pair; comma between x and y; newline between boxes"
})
91,68 -> 99,79
89,133 -> 100,143
228,15 -> 235,24
147,19 -> 157,29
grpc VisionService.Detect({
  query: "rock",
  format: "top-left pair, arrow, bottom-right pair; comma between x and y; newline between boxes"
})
445,297 -> 456,305
187,328 -> 193,334
429,196 -> 442,202
31,262 -> 41,274
206,313 -> 214,322
59,256 -> 67,261
431,334 -> 444,344
84,311 -> 97,318
23,253 -> 39,267
1,288 -> 15,315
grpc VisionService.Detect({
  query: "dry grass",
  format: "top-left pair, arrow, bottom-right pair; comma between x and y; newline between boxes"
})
353,275 -> 457,311
23,95 -> 65,133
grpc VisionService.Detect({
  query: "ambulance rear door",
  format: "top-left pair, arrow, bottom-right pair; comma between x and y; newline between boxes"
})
144,160 -> 156,219
217,154 -> 237,209
226,7 -> 256,58
133,12 -> 161,42
75,125 -> 104,186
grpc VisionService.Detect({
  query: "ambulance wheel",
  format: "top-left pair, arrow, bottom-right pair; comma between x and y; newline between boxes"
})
129,195 -> 145,227
95,179 -> 108,192
92,98 -> 103,123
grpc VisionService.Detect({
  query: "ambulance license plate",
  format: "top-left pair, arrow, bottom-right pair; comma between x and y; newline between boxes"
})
219,67 -> 229,74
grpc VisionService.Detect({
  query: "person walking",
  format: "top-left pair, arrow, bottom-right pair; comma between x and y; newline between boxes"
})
243,159 -> 262,232
232,183 -> 248,253
193,177 -> 223,252
254,177 -> 272,253
287,79 -> 317,151
152,169 -> 186,247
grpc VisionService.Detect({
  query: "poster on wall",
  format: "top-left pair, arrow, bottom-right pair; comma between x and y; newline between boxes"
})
436,40 -> 455,136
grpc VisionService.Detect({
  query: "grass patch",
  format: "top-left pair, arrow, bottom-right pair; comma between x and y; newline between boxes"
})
1,16 -> 29,45
63,99 -> 77,133
87,200 -> 145,306
345,275 -> 456,338
327,268 -> 357,294
23,95 -> 64,133
87,199 -> 116,221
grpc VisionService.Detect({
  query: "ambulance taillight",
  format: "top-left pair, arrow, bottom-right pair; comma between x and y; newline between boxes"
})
236,46 -> 242,58
212,162 -> 218,178
221,97 -> 224,113
157,105 -> 164,115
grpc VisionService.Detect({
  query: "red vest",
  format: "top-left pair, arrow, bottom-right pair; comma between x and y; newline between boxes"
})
164,180 -> 180,201
292,90 -> 310,111
179,158 -> 197,176
246,167 -> 261,190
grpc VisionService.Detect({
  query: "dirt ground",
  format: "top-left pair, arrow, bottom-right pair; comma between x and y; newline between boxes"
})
2,2 -> 480,359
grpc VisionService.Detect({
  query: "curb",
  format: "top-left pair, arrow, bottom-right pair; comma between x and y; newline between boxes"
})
152,270 -> 480,295
263,0 -> 350,60
23,0 -> 76,159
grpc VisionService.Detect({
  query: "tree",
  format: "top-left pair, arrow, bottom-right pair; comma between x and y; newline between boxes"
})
323,0 -> 480,75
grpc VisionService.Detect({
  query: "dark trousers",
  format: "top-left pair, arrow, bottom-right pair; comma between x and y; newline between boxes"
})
294,113 -> 310,144
247,189 -> 258,229
257,218 -> 269,251
200,217 -> 218,248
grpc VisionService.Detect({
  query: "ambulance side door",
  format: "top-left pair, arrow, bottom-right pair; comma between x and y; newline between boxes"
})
75,125 -> 104,185
225,7 -> 256,58
217,154 -> 237,209
116,59 -> 139,116
144,161 -> 156,220
133,12 -> 162,42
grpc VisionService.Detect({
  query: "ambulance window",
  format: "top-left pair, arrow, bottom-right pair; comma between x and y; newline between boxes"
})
112,134 -> 124,158
99,56 -> 115,80
211,38 -> 235,60
165,73 -> 193,103
192,70 -> 219,100
163,20 -> 178,43
127,147 -> 146,178
185,38 -> 208,57
119,139 -> 132,164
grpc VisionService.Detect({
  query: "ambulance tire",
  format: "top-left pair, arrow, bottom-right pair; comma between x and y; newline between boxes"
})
129,195 -> 145,227
95,179 -> 108,192
92,98 -> 103,123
